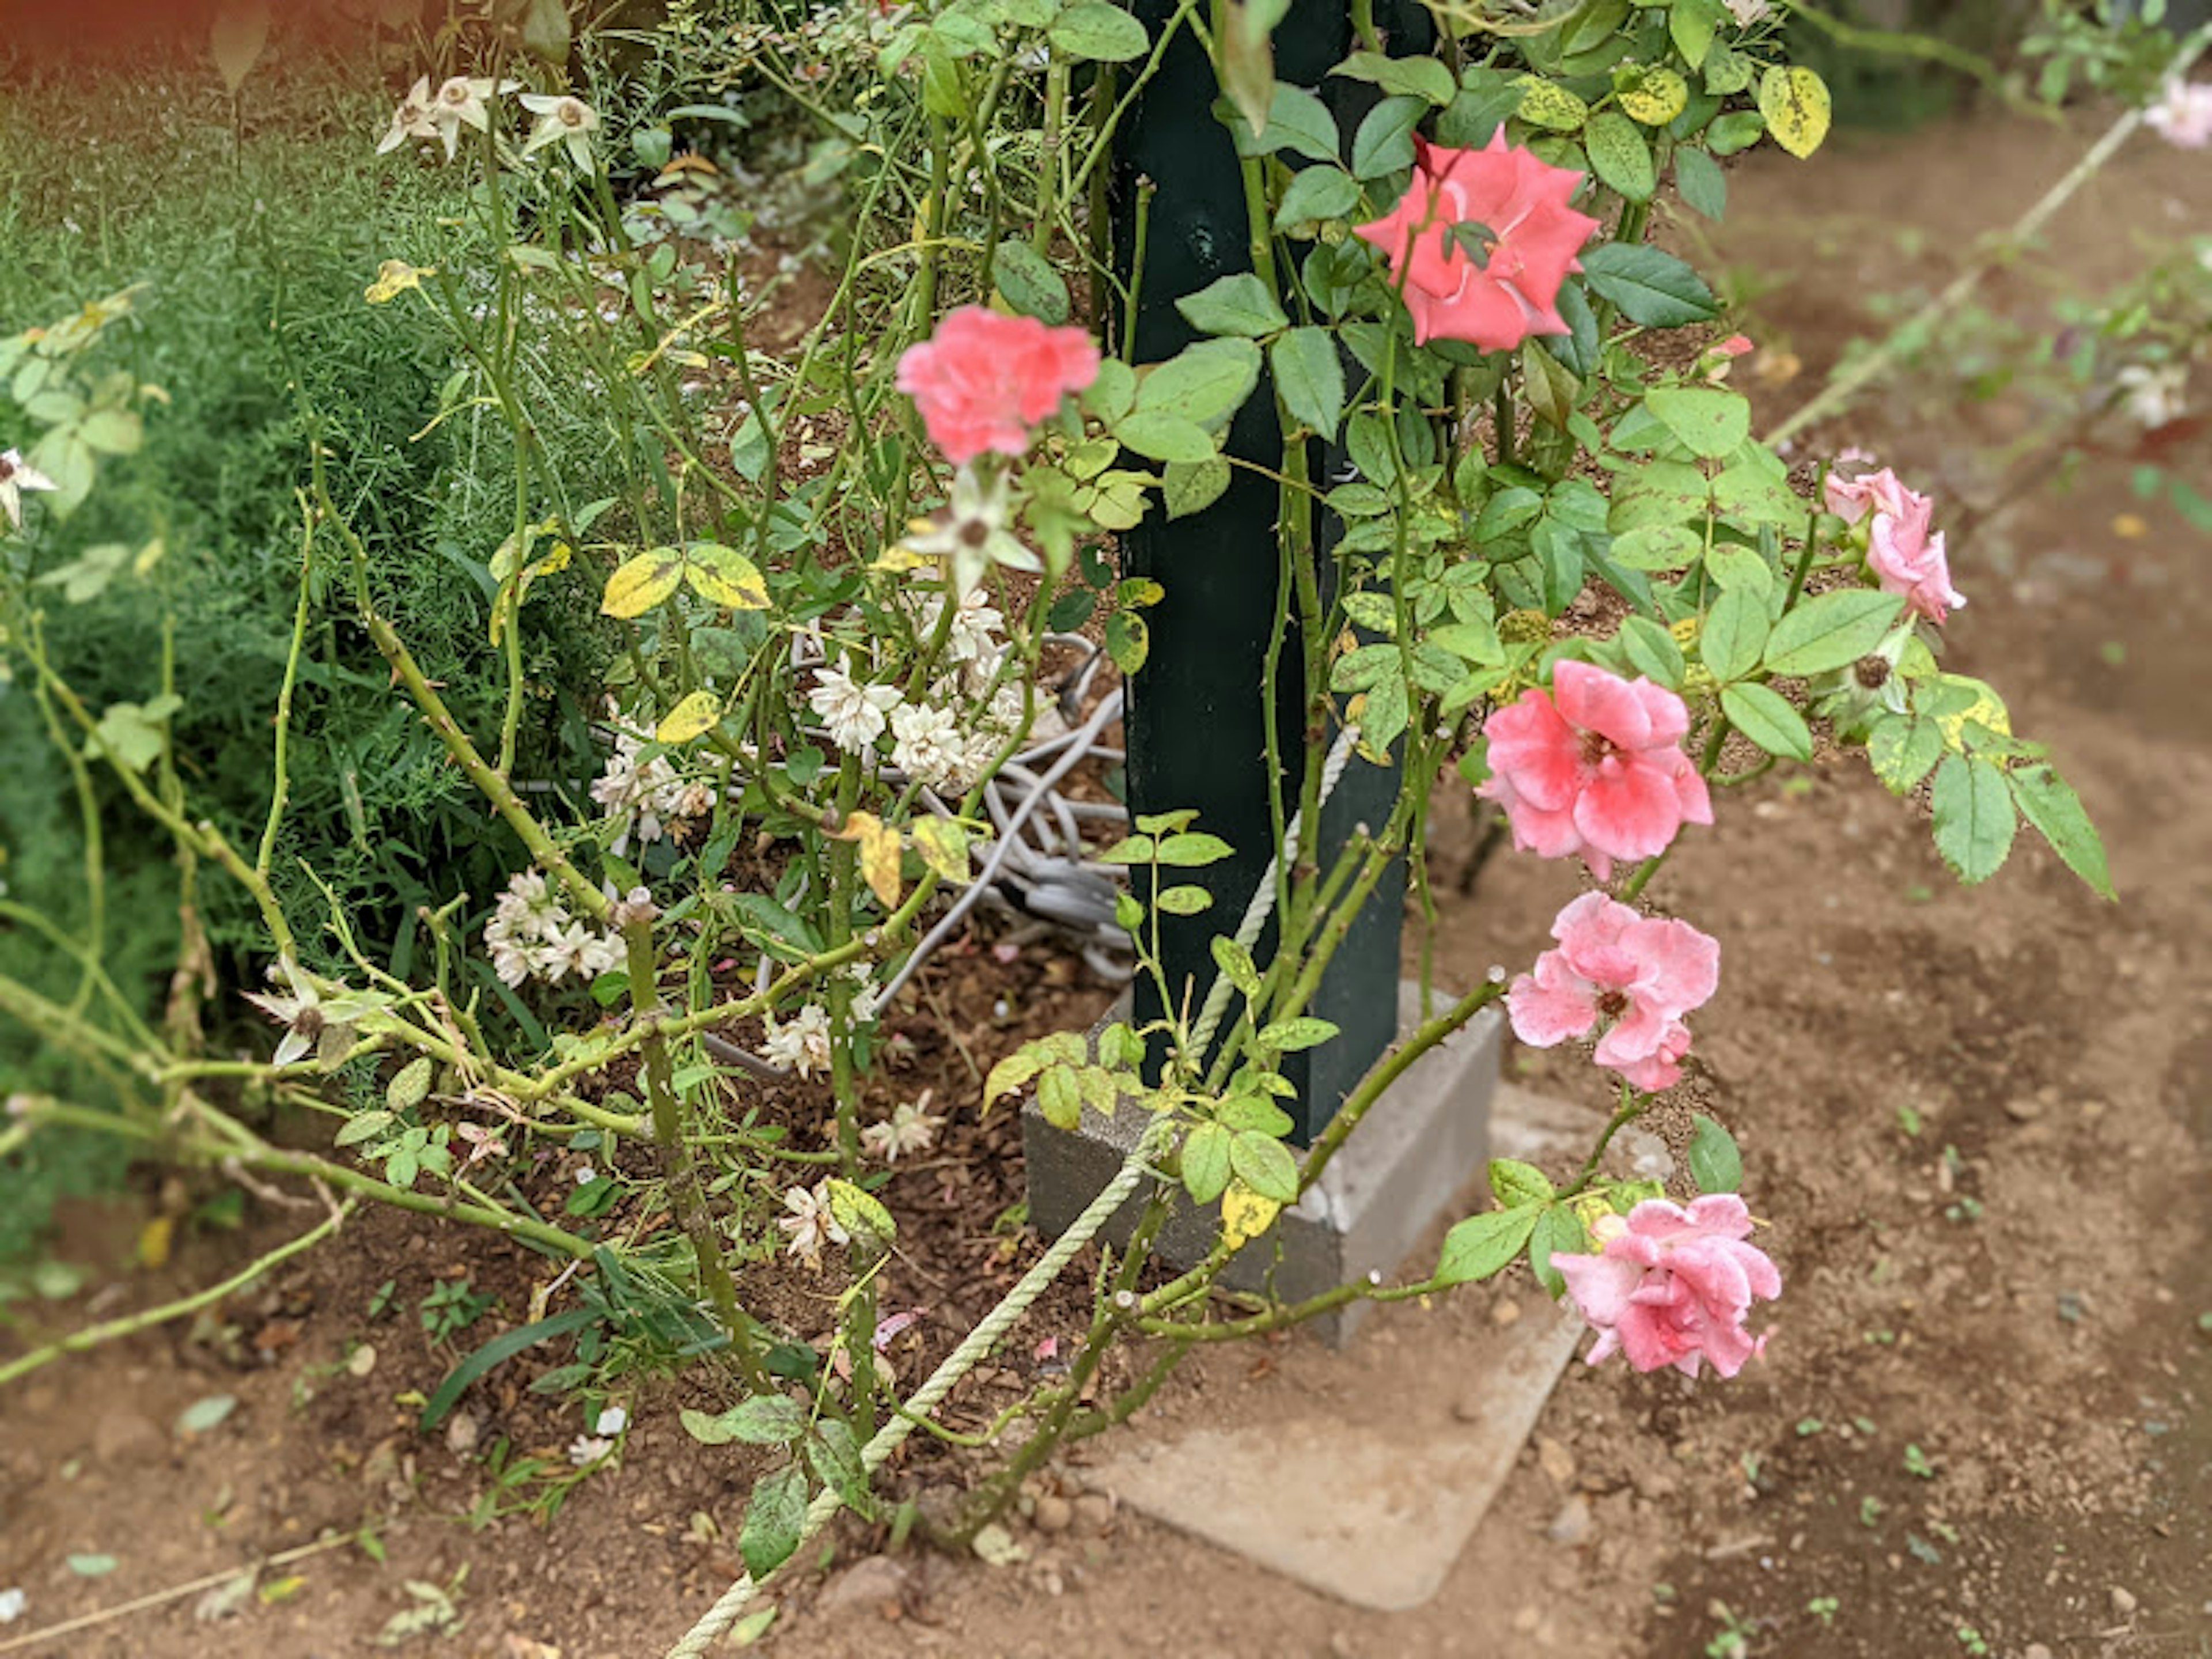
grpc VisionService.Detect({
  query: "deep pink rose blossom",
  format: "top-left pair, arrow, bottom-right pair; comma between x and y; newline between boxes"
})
1552,1194 -> 1780,1378
1824,463 -> 1964,624
1354,133 -> 1600,351
1478,660 -> 1713,880
896,306 -> 1101,466
1508,891 -> 1719,1091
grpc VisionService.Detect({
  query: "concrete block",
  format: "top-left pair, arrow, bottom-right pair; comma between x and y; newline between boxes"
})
1022,982 -> 1501,1344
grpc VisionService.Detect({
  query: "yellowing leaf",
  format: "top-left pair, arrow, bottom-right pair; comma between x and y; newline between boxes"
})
833,810 -> 904,909
257,1575 -> 307,1605
1618,66 -> 1688,126
657,690 -> 722,744
138,1214 -> 175,1270
910,817 -> 972,885
872,544 -> 931,573
824,1177 -> 896,1245
601,547 -> 685,618
1220,1181 -> 1281,1252
364,259 -> 433,304
683,542 -> 770,610
1758,66 -> 1831,160
1516,77 -> 1589,132
1930,675 -> 2012,753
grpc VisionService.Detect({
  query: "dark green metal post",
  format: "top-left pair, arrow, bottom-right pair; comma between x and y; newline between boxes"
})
1111,0 -> 1427,1143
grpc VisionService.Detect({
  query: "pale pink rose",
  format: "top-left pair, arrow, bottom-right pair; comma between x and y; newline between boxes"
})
1477,660 -> 1713,881
1716,334 -> 1754,358
2146,78 -> 2212,150
1825,463 -> 1964,624
1508,891 -> 1719,1091
896,306 -> 1101,467
1552,1194 -> 1780,1378
1354,134 -> 1601,351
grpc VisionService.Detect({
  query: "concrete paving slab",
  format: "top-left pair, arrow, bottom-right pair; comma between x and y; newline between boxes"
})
1087,1084 -> 1668,1612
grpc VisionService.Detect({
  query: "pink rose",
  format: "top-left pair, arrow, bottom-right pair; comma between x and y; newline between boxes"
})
1354,133 -> 1601,351
1825,463 -> 1963,624
1477,660 -> 1713,881
1552,1194 -> 1780,1378
896,306 -> 1101,467
1508,891 -> 1719,1091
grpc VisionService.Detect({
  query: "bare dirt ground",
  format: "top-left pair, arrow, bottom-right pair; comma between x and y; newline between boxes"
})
3,107 -> 2209,1659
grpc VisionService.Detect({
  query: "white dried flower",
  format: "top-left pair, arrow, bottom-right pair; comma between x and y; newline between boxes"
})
861,1097 -> 942,1164
376,75 -> 438,155
777,1181 -> 850,1267
0,448 -> 58,531
763,1003 -> 833,1077
2115,362 -> 2187,430
593,1405 -> 628,1437
567,1434 -> 615,1467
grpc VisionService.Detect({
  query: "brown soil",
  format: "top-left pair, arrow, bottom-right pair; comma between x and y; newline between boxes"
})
5,107 -> 2211,1659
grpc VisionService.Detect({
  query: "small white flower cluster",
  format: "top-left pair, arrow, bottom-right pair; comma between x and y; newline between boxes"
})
378,74 -> 601,171
484,871 -> 623,988
2115,362 -> 2188,431
591,724 -> 713,853
805,595 -> 1027,795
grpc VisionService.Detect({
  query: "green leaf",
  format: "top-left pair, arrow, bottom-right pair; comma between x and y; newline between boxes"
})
1175,273 -> 1289,338
1350,94 -> 1424,180
1700,588 -> 1768,683
335,1109 -> 394,1148
1047,1 -> 1150,61
806,1420 -> 871,1514
1218,1094 -> 1295,1136
1931,753 -> 2017,886
1721,683 -> 1813,762
993,238 -> 1071,324
1155,831 -> 1234,866
741,1464 -> 809,1580
1218,0 -> 1290,136
176,1393 -> 238,1437
1255,1016 -> 1338,1051
1582,111 -> 1655,203
1229,1130 -> 1300,1203
1687,1113 -> 1743,1194
1488,1158 -> 1555,1208
67,1554 -> 120,1578
1760,590 -> 1904,678
1867,714 -> 1943,794
1437,69 -> 1523,148
1211,935 -> 1264,999
1579,243 -> 1718,328
683,1393 -> 808,1446
1528,1205 -> 1588,1298
1703,541 -> 1773,599
1434,1206 -> 1540,1287
1702,40 -> 1755,97
1181,1122 -> 1233,1203
1114,411 -> 1216,464
1711,460 -> 1803,526
1164,456 -> 1231,518
1274,166 -> 1362,232
1331,49 -> 1456,107
419,1310 -> 597,1430
1609,523 -> 1703,571
1619,614 -> 1685,687
1669,0 -> 1721,69
1673,146 -> 1727,221
1758,65 -> 1832,159
1135,338 -> 1263,430
1707,109 -> 1766,156
1270,327 -> 1346,439
1154,884 -> 1214,915
2008,764 -> 2114,899
1644,387 -> 1749,460
1224,84 -> 1341,164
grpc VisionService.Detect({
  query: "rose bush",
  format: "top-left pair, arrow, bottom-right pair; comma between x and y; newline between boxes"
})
2,2 -> 2173,1646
